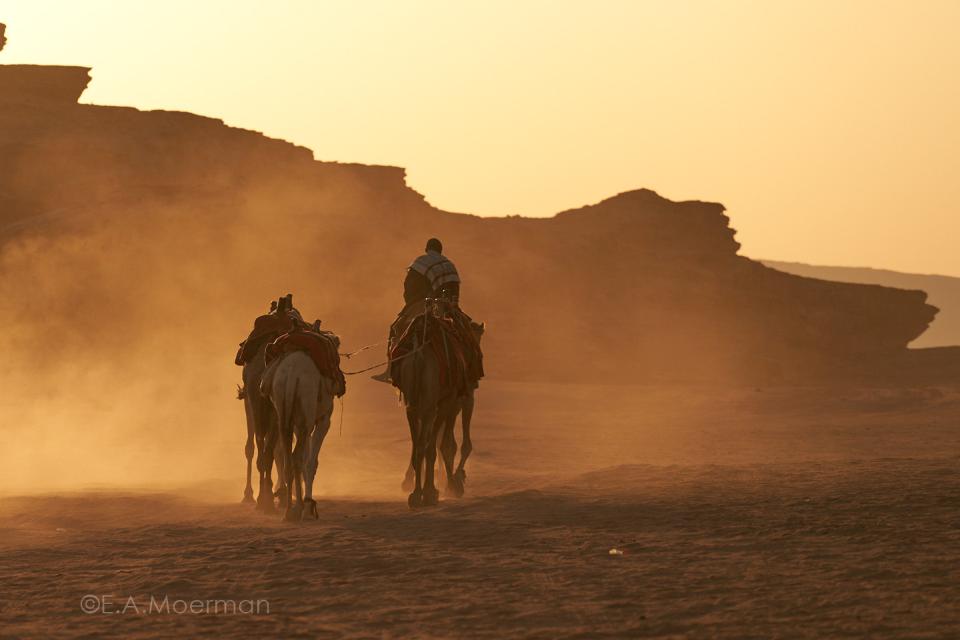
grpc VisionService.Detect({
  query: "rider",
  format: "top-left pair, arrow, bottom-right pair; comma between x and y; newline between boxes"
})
404,237 -> 461,306
373,238 -> 482,385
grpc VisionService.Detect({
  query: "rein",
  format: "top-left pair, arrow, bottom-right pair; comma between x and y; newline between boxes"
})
339,341 -> 384,359
340,342 -> 427,376
339,306 -> 445,376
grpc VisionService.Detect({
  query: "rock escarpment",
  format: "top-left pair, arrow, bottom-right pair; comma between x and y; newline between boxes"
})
0,25 -> 949,384
765,261 -> 960,349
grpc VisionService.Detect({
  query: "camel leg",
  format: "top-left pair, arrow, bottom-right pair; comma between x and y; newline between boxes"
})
242,420 -> 255,504
401,463 -> 416,493
255,401 -> 278,512
302,412 -> 331,520
255,428 -> 266,499
440,406 -> 461,497
285,419 -> 310,522
242,368 -> 262,505
420,404 -> 440,506
402,422 -> 444,493
283,430 -> 303,521
454,392 -> 474,490
433,415 -> 447,493
280,426 -> 298,521
435,397 -> 459,494
287,428 -> 306,521
407,406 -> 424,508
273,436 -> 288,508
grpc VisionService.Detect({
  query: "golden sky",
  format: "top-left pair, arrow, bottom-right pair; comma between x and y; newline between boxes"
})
3,1 -> 959,275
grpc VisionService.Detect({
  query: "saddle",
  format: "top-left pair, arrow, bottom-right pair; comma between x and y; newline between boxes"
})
388,299 -> 483,395
265,329 -> 346,397
235,313 -> 291,366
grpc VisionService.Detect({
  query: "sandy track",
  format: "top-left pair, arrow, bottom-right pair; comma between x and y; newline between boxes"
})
2,382 -> 959,638
1,457 -> 958,638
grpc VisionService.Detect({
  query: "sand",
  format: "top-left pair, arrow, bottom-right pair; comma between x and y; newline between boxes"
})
1,380 -> 959,638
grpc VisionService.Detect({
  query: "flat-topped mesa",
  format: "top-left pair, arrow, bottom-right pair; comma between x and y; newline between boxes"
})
0,23 -> 92,108
0,64 -> 91,107
552,189 -> 741,260
0,25 -> 91,107
0,27 -> 416,216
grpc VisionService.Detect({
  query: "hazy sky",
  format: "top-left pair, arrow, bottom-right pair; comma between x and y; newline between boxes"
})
3,1 -> 958,275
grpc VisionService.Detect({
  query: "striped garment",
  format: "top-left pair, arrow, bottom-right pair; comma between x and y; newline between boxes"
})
409,250 -> 460,292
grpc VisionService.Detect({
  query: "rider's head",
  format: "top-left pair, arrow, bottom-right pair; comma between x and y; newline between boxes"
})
425,237 -> 443,254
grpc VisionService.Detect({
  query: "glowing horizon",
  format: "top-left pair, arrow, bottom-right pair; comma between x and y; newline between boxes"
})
3,0 -> 959,276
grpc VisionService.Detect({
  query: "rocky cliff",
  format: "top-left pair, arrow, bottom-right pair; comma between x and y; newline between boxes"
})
765,261 -> 960,349
0,25 -> 950,385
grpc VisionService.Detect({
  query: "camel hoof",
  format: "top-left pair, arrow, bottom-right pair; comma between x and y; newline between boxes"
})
242,489 -> 255,505
277,491 -> 290,509
255,495 -> 276,514
444,477 -> 464,498
422,487 -> 440,506
407,489 -> 423,509
284,503 -> 303,522
302,499 -> 319,520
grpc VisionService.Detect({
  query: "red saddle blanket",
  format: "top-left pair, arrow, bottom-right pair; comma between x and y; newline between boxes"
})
389,314 -> 469,396
265,330 -> 346,397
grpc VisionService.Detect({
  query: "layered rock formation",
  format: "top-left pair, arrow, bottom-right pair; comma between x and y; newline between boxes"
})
765,261 -> 960,349
0,25 -> 951,384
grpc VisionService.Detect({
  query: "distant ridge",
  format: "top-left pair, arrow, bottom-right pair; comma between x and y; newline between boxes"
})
763,261 -> 960,349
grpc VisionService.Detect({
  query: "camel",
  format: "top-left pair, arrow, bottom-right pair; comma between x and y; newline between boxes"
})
397,332 -> 450,508
401,320 -> 484,499
261,349 -> 337,522
240,340 -> 286,512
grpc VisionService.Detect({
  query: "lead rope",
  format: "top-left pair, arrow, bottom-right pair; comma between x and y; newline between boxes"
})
339,341 -> 384,359
338,395 -> 344,436
340,343 -> 427,375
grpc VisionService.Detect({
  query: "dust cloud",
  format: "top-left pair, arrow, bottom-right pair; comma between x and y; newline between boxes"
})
0,175 -> 386,495
0,107 -> 947,498
0,169 -> 751,496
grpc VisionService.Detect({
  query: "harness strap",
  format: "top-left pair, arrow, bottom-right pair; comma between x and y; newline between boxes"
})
341,342 -> 427,375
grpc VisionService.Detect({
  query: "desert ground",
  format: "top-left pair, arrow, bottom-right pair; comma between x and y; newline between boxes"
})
2,379 -> 959,638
